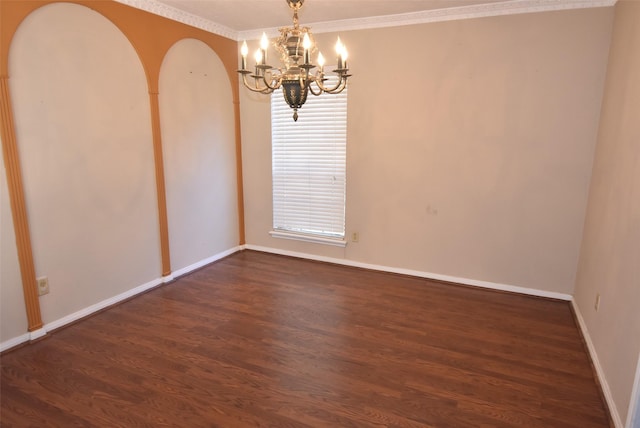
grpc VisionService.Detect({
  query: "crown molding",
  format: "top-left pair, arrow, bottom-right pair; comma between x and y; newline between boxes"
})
116,0 -> 616,42
113,0 -> 238,40
299,0 -> 618,36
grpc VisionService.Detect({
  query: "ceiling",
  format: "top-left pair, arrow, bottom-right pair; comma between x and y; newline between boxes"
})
154,0 -> 510,32
119,0 -> 616,39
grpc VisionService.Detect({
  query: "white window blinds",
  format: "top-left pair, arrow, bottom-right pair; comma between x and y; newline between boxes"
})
271,77 -> 347,241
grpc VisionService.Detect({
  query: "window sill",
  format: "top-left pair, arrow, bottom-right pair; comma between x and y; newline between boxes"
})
269,230 -> 347,248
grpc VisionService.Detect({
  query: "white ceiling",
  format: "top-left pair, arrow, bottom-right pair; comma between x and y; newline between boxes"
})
118,0 -> 616,39
154,0 -> 509,31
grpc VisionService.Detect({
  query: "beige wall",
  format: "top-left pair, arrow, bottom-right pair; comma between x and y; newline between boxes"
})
573,1 -> 640,425
160,39 -> 239,272
241,7 -> 613,294
9,3 -> 162,323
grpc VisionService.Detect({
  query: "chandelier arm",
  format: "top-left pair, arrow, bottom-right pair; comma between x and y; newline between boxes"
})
323,78 -> 348,94
241,73 -> 275,94
261,70 -> 284,91
308,80 -> 323,96
314,74 -> 348,93
299,75 -> 306,92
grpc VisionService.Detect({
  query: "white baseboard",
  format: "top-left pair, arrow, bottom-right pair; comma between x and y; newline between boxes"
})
627,357 -> 640,428
0,333 -> 30,352
244,244 -> 572,301
43,277 -> 165,333
571,300 -> 623,428
0,246 -> 243,353
0,328 -> 48,352
29,328 -> 47,341
171,246 -> 243,279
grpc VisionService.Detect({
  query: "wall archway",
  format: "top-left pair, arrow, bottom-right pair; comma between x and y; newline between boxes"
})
9,2 -> 161,322
1,0 -> 244,343
159,38 -> 238,272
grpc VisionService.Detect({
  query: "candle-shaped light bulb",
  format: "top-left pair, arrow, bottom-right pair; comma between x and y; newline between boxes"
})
342,48 -> 348,70
260,33 -> 269,50
240,41 -> 248,69
335,37 -> 344,55
317,52 -> 325,69
260,32 -> 269,64
303,33 -> 311,64
254,49 -> 263,75
335,37 -> 344,69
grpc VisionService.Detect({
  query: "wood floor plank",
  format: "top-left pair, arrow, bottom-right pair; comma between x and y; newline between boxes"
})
1,250 -> 611,427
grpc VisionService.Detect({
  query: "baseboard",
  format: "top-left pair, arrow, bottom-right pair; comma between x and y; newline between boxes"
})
0,328 -> 49,353
571,299 -> 624,428
171,246 -> 244,279
1,277 -> 162,352
627,358 -> 640,428
29,327 -> 47,341
0,333 -> 30,353
43,277 -> 165,333
0,246 -> 244,353
243,244 -> 572,301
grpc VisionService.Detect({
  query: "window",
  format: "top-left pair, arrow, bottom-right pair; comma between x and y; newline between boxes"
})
270,76 -> 347,246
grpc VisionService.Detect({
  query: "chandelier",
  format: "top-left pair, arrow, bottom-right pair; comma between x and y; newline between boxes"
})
238,0 -> 351,121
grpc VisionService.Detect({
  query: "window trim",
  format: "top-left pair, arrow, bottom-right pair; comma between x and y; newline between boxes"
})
269,230 -> 347,247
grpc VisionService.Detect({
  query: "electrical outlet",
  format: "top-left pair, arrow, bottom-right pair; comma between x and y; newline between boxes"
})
594,293 -> 601,311
351,232 -> 359,242
37,277 -> 49,296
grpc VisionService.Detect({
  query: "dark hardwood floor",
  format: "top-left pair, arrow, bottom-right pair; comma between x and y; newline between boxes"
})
1,250 -> 610,427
